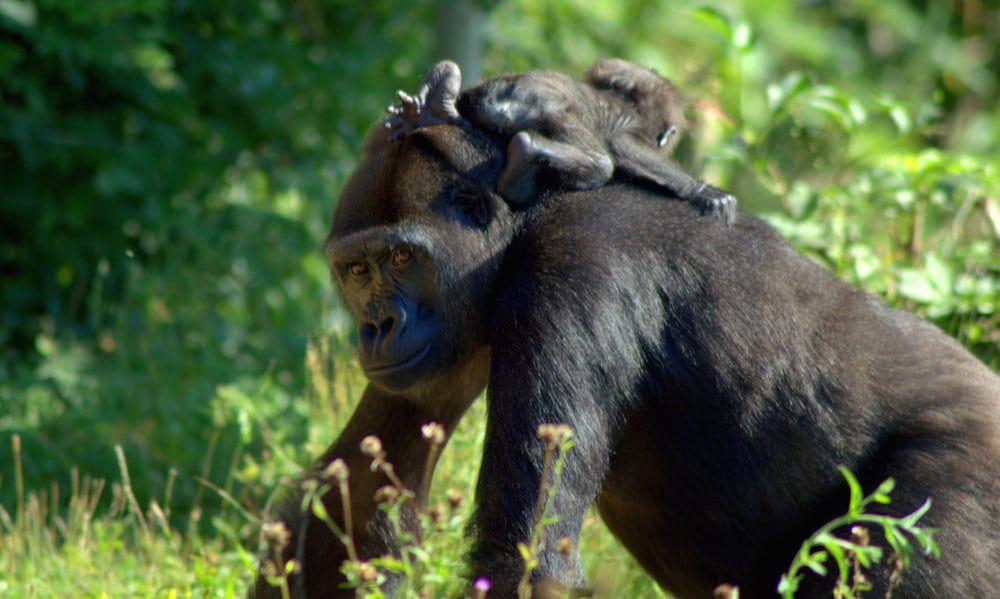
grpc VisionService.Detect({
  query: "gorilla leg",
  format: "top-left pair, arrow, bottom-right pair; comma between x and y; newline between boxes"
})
469,369 -> 614,595
498,130 -> 614,206
468,263 -> 629,595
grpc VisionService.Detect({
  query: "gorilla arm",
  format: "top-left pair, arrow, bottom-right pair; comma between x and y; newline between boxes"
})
249,351 -> 489,599
467,229 -> 646,596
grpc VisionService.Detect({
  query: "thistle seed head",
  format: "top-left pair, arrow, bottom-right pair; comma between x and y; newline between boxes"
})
374,485 -> 401,504
446,487 -> 464,511
358,561 -> 378,583
360,435 -> 384,458
555,537 -> 573,555
262,521 -> 291,551
322,458 -> 349,482
421,421 -> 446,445
850,525 -> 870,547
473,577 -> 491,597
536,423 -> 573,448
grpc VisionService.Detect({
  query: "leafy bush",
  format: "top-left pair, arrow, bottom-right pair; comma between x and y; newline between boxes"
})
0,0 -> 437,513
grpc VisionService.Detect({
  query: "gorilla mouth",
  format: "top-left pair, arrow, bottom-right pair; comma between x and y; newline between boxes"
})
366,343 -> 432,375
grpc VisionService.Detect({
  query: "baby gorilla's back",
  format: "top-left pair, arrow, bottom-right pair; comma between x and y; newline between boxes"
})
456,62 -> 736,222
459,72 -> 622,202
458,70 -> 600,137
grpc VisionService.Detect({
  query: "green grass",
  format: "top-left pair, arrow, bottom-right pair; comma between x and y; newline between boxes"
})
0,337 -> 665,598
3,338 -> 939,599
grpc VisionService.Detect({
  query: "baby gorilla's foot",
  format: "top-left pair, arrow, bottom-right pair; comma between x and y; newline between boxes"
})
690,183 -> 737,225
498,131 -> 540,207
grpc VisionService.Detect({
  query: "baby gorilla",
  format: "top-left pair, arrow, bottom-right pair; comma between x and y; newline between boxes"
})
386,59 -> 736,223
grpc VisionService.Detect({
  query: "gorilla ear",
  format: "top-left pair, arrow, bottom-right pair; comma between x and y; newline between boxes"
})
385,61 -> 469,141
586,58 -> 641,97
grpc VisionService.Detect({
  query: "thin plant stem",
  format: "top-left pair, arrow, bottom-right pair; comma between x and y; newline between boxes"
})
420,442 -> 443,511
191,426 -> 221,516
380,462 -> 408,493
163,467 -> 177,519
530,446 -> 556,533
114,444 -> 150,539
13,434 -> 24,525
519,439 -> 566,599
335,476 -> 359,562
194,476 -> 259,524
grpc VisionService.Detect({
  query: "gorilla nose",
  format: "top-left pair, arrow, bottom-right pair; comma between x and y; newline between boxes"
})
361,303 -> 406,349
361,316 -> 395,342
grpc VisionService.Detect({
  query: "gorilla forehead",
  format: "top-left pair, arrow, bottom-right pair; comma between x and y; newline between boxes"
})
329,124 -> 503,237
324,222 -> 440,264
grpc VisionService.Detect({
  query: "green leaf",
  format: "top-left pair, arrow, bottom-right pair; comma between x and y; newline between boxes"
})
898,269 -> 944,304
767,72 -> 810,112
876,478 -> 896,496
872,493 -> 892,504
876,95 -> 913,133
311,500 -> 330,523
377,560 -> 406,574
733,22 -> 754,50
839,467 -> 863,517
808,97 -> 854,130
0,0 -> 36,27
824,543 -> 847,576
690,6 -> 733,39
855,545 -> 883,568
924,254 -> 953,296
517,542 -> 532,561
777,573 -> 800,595
804,551 -> 828,576
847,99 -> 868,124
902,499 -> 933,528
889,106 -> 912,133
883,523 -> 903,555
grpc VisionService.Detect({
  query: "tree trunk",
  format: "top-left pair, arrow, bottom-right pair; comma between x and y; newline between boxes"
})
433,0 -> 485,87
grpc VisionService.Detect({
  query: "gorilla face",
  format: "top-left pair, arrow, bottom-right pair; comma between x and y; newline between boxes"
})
328,223 -> 441,391
325,125 -> 512,394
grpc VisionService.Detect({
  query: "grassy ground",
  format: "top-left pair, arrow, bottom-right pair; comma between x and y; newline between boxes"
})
0,336 -> 667,598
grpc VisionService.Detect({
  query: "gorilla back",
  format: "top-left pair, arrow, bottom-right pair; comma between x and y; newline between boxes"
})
491,185 -> 1000,596
254,122 -> 1000,598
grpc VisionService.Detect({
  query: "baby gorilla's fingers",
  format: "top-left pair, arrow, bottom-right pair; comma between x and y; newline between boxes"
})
691,183 -> 738,225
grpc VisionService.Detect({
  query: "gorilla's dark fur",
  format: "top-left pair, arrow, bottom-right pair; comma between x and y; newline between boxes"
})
251,75 -> 1000,598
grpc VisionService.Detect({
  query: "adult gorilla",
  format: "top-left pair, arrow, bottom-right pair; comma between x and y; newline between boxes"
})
251,69 -> 1000,598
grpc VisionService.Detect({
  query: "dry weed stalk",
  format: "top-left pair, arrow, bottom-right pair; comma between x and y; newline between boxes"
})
516,423 -> 574,599
321,457 -> 359,562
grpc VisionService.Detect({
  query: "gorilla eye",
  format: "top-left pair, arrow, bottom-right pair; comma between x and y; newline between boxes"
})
657,126 -> 677,148
349,262 -> 369,276
392,248 -> 412,267
455,186 -> 491,227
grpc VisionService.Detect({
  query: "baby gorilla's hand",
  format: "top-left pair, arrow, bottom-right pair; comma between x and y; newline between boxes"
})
691,184 -> 737,225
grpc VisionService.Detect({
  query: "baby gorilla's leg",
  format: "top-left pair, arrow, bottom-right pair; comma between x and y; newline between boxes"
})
610,134 -> 737,224
498,131 -> 614,207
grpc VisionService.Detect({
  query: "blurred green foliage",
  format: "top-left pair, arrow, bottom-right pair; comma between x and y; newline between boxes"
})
0,0 -> 997,578
1,0 -> 441,516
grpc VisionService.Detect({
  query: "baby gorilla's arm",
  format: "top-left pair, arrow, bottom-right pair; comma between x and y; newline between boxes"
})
610,133 -> 737,224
